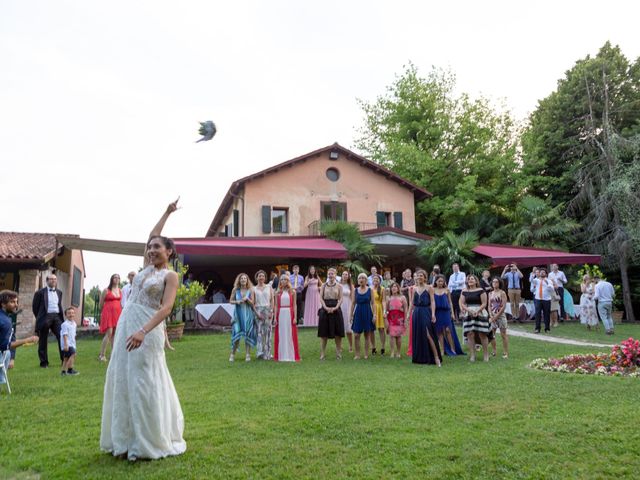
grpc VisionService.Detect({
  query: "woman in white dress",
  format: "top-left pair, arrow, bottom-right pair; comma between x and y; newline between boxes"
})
340,270 -> 354,353
273,275 -> 300,362
579,274 -> 599,330
100,199 -> 186,461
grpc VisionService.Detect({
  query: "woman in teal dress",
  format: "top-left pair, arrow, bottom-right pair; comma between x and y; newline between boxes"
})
229,273 -> 257,362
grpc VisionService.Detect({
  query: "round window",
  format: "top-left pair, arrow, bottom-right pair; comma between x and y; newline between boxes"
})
326,167 -> 340,182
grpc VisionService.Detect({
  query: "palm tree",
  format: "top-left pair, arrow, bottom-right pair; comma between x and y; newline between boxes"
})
498,195 -> 580,248
320,221 -> 385,277
417,230 -> 482,274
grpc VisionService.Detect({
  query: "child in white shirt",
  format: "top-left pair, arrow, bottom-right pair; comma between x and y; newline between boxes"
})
60,307 -> 79,376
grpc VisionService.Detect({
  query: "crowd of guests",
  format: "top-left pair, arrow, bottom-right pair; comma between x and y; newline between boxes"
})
0,259 -> 618,385
225,261 -> 620,365
225,263 -> 517,365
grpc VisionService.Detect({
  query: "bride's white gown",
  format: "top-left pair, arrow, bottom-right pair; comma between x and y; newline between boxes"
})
100,265 -> 186,460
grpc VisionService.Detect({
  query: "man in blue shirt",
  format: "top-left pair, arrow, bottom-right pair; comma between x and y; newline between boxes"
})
289,265 -> 305,325
501,264 -> 524,322
1,290 -> 39,385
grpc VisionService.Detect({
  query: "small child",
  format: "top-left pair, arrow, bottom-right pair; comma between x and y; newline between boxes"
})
60,307 -> 79,376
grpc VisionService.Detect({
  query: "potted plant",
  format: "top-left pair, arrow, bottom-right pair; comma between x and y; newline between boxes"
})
167,262 -> 207,341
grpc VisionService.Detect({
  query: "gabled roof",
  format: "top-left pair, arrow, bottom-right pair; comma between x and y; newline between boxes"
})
0,232 -> 70,264
206,143 -> 432,236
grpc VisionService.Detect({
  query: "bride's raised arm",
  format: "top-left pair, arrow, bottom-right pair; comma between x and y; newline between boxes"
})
143,197 -> 180,267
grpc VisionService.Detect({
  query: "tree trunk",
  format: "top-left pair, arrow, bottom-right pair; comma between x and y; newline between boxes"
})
619,255 -> 636,322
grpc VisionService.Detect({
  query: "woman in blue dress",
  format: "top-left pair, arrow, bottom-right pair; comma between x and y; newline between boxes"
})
349,273 -> 376,360
229,273 -> 257,362
411,270 -> 441,366
433,274 -> 465,356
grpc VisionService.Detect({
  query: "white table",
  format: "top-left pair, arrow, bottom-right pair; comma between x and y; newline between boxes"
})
194,303 -> 235,328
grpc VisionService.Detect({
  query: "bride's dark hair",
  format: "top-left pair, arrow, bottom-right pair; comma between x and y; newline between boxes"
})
148,235 -> 177,262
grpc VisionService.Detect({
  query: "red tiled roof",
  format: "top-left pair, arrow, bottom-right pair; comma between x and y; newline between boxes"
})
0,232 -> 69,263
206,143 -> 432,236
473,243 -> 601,267
174,236 -> 348,259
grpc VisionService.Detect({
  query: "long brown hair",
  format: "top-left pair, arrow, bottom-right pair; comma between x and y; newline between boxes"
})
233,273 -> 253,291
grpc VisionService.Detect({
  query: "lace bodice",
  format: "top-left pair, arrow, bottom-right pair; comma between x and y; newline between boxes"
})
127,265 -> 169,310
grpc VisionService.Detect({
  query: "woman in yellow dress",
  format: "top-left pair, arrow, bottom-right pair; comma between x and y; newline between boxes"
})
371,274 -> 386,355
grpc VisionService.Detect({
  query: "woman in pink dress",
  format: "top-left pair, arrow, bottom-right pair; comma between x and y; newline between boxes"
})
303,265 -> 323,327
386,282 -> 408,358
273,275 -> 300,362
98,274 -> 123,362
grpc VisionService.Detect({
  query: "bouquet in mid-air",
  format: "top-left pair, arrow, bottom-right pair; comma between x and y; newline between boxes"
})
196,121 -> 217,143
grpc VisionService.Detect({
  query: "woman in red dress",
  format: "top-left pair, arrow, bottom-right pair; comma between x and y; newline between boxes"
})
98,274 -> 123,361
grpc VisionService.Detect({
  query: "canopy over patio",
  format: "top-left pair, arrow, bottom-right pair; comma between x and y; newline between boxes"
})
472,244 -> 601,267
174,237 -> 347,260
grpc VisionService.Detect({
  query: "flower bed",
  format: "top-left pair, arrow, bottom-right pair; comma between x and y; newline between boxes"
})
529,338 -> 640,377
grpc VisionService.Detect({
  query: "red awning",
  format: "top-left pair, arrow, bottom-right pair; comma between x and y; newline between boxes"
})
473,244 -> 601,267
173,237 -> 348,259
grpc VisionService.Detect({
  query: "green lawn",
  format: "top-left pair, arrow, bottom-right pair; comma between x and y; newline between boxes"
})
2,328 -> 640,480
510,320 -> 639,345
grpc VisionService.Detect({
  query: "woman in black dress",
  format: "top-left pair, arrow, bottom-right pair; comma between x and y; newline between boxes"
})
318,267 -> 344,360
411,270 -> 442,366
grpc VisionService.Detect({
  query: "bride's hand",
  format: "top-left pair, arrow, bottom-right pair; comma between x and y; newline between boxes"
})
126,331 -> 145,351
166,197 -> 180,214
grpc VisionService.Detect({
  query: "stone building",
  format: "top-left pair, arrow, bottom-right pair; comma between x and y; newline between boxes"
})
0,232 -> 85,335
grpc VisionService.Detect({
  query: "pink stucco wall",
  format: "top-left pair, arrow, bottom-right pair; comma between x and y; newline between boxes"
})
218,150 -> 417,236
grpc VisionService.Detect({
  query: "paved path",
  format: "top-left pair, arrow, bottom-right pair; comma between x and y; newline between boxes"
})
506,328 -> 614,348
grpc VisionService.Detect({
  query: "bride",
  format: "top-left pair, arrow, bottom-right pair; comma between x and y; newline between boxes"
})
100,198 -> 186,460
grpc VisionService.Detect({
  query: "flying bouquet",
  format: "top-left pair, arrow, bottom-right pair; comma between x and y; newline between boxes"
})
196,121 -> 217,143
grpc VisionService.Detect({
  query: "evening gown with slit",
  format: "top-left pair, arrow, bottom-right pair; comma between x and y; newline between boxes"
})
411,289 -> 442,365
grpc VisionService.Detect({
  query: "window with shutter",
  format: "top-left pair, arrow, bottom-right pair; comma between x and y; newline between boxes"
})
261,205 -> 272,234
376,211 -> 389,227
233,209 -> 240,237
393,211 -> 403,230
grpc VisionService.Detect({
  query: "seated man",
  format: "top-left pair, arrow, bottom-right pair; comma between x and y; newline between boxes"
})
1,290 -> 39,385
212,289 -> 227,304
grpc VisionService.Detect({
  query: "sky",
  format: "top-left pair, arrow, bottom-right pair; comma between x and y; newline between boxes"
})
1,0 -> 638,292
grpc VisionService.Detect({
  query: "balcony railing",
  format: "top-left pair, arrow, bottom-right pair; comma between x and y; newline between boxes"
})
308,220 -> 380,236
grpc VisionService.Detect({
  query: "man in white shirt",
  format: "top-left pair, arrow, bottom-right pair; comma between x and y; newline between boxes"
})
367,266 -> 379,287
120,271 -> 136,308
531,268 -> 555,333
593,276 -> 616,334
447,263 -> 466,322
548,264 -> 568,321
31,274 -> 64,367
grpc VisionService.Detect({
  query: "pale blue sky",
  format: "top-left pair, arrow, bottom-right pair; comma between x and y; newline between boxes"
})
1,0 -> 638,291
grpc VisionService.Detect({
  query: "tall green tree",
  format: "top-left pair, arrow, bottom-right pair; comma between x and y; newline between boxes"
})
355,64 -> 521,235
522,42 -> 640,205
523,42 -> 640,320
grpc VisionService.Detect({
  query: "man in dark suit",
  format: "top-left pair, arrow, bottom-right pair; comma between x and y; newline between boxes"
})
31,273 -> 64,367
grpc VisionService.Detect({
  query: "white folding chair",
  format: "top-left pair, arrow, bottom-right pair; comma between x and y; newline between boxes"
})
0,349 -> 11,394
